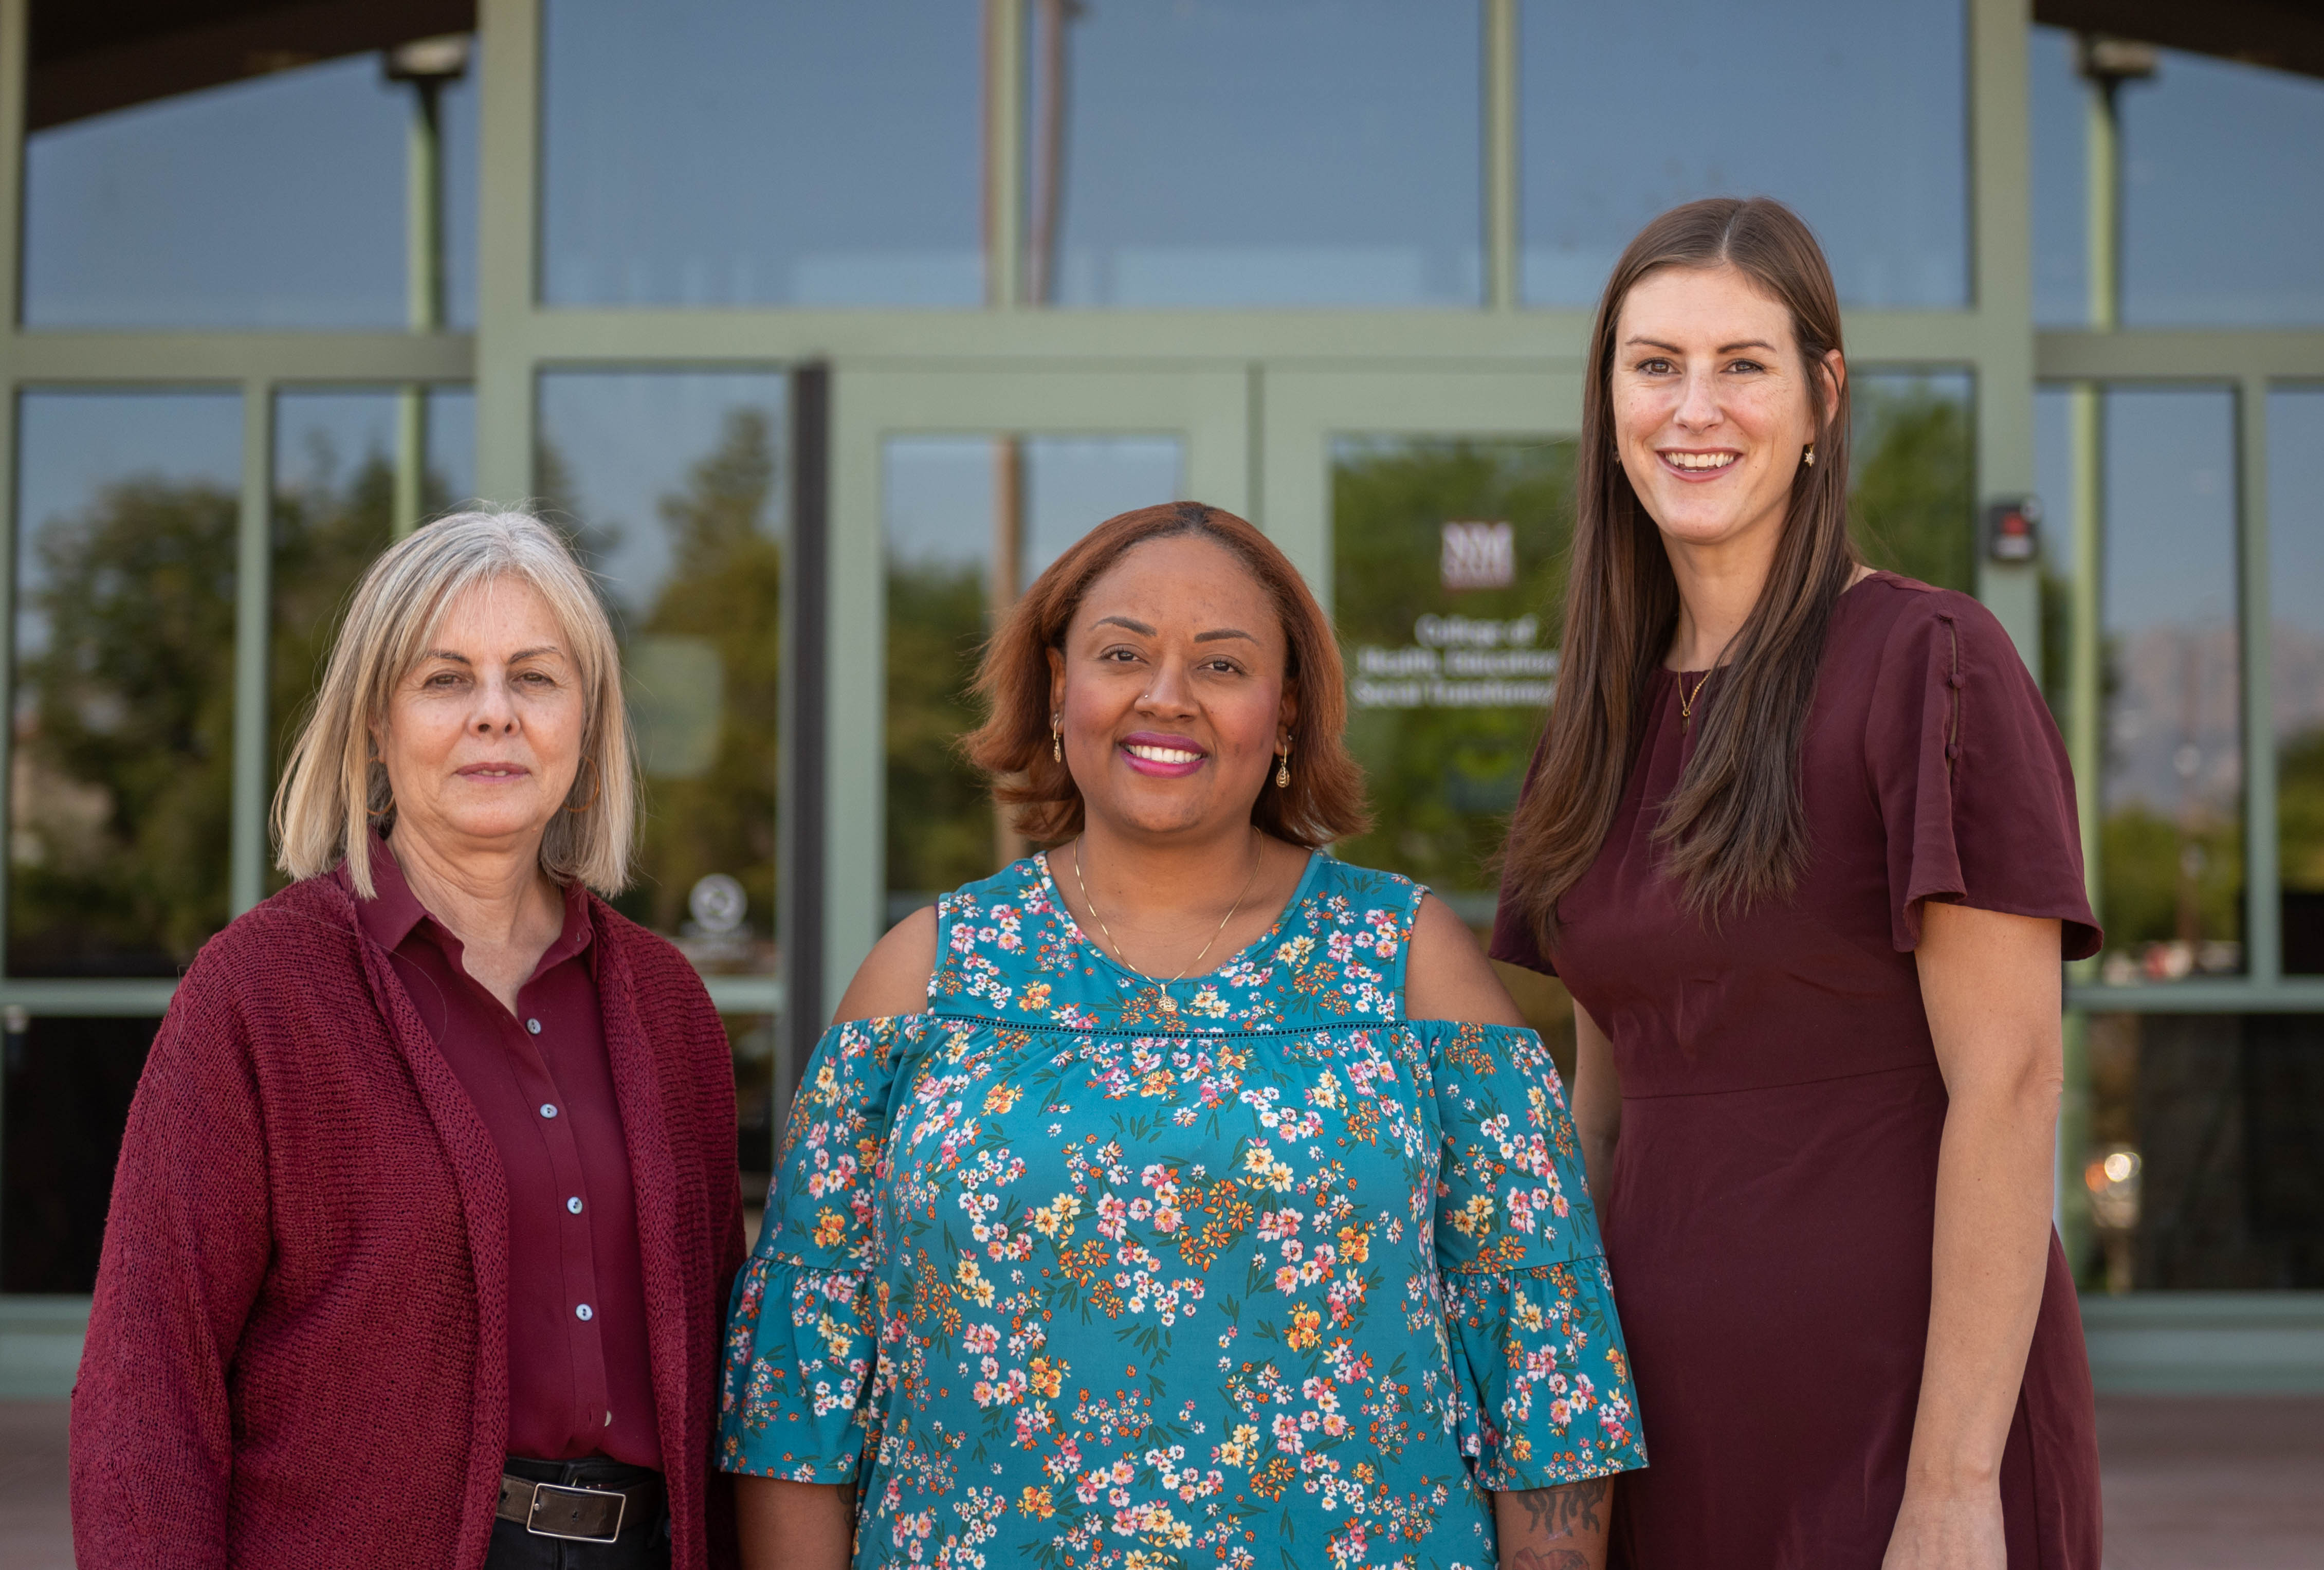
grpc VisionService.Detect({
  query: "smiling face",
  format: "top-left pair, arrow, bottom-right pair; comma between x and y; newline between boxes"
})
1048,533 -> 1294,843
377,575 -> 587,862
1611,262 -> 1840,557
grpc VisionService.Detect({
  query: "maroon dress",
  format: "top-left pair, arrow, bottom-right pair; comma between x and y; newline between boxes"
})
1491,572 -> 2103,1569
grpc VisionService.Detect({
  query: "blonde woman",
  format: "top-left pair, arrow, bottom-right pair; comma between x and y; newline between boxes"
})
71,512 -> 743,1570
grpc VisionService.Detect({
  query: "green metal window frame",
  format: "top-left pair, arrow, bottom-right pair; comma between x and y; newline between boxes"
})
0,0 -> 2317,1391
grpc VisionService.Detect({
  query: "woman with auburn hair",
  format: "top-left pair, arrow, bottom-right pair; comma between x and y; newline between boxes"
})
71,511 -> 743,1570
720,501 -> 1645,1569
1492,197 -> 2101,1567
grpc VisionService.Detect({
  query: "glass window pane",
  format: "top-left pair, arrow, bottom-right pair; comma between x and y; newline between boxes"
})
536,372 -> 788,972
0,1014 -> 158,1293
541,0 -> 982,307
2096,389 -> 2244,984
1328,435 -> 1576,1065
2034,384 -> 2080,724
2080,1012 -> 2324,1291
22,43 -> 478,330
2029,26 -> 2091,327
1849,370 -> 1975,594
2118,52 -> 2324,326
270,387 -> 478,894
1520,0 -> 1967,308
1029,2 -> 1481,307
10,391 -> 241,976
883,435 -> 1182,918
2273,388 -> 2324,973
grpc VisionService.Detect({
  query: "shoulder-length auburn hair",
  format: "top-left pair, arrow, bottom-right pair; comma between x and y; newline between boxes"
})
965,501 -> 1369,848
1503,196 -> 1858,944
272,508 -> 637,898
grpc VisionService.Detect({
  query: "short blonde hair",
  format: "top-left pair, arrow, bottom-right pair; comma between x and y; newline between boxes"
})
272,509 -> 636,898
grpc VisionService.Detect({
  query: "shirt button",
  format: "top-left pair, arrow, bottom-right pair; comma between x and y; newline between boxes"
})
540,1104 -> 558,1119
576,1303 -> 593,1322
527,1018 -> 542,1034
567,1196 -> 584,1215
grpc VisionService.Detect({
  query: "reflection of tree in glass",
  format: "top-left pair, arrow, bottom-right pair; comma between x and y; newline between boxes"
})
886,555 -> 991,898
11,480 -> 237,974
1850,380 -> 1973,593
617,409 -> 783,956
270,437 -> 403,893
1330,440 -> 1575,895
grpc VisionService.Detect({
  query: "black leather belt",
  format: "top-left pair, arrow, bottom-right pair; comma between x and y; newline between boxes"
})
497,1471 -> 664,1544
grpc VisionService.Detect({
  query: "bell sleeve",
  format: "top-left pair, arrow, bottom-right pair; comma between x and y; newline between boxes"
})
1867,593 -> 2101,959
717,1014 -> 922,1482
1417,1018 -> 1646,1490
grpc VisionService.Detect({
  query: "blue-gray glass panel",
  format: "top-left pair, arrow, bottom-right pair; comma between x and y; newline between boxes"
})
21,52 -> 478,330
1028,0 -> 1481,307
540,0 -> 982,307
2029,26 -> 2090,328
1520,0 -> 1968,308
9,391 -> 241,976
2097,389 -> 2244,984
1849,371 -> 1976,595
2272,390 -> 2324,972
2118,53 -> 2324,326
535,373 -> 788,969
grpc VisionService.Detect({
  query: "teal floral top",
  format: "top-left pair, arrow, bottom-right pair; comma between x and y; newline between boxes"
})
718,852 -> 1644,1569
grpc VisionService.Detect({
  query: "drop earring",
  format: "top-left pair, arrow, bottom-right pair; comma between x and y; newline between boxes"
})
1275,744 -> 1292,789
1803,443 -> 1817,467
1051,714 -> 1063,762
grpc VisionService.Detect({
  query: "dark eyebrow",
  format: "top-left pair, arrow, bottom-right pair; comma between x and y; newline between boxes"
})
507,646 -> 564,662
1093,615 -> 1155,635
420,650 -> 472,666
1621,336 -> 1780,356
1193,628 -> 1256,643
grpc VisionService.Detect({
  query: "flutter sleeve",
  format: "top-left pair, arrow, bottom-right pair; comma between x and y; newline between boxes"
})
1417,1018 -> 1646,1489
717,1014 -> 922,1482
1867,592 -> 2101,959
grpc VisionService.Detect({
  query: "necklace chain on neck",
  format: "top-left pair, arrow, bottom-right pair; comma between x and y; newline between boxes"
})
1680,668 -> 1714,720
1071,829 -> 1265,1012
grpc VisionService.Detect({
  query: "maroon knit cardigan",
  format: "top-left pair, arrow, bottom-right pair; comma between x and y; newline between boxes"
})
69,872 -> 745,1570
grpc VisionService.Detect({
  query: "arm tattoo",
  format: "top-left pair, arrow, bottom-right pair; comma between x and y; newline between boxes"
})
1514,1477 -> 1608,1538
1507,1551 -> 1590,1570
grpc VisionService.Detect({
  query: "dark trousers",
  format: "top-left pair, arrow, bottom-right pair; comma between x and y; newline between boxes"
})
485,1455 -> 672,1570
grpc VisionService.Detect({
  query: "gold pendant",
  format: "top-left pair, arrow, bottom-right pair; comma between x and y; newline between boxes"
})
1157,991 -> 1178,1015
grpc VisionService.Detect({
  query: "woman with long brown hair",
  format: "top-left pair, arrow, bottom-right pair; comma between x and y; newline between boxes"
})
721,502 -> 1645,1568
1492,199 -> 2101,1568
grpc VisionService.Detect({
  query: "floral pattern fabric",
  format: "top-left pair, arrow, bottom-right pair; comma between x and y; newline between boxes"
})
719,853 -> 1644,1570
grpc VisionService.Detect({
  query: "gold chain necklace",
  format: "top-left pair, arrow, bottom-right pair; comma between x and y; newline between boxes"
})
1070,828 -> 1265,1016
1679,669 -> 1714,720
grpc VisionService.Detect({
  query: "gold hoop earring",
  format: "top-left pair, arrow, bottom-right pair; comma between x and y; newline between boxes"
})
1051,714 -> 1063,762
1803,443 -> 1816,467
563,755 -> 602,815
1276,745 -> 1291,790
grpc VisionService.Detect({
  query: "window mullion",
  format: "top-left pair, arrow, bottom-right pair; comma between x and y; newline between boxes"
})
2239,376 -> 2279,982
229,381 -> 274,918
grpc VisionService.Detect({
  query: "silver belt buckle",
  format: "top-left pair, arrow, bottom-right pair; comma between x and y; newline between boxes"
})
526,1480 -> 627,1544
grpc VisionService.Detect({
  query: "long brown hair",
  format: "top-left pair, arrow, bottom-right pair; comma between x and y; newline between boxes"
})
964,501 -> 1370,847
1503,197 -> 1858,943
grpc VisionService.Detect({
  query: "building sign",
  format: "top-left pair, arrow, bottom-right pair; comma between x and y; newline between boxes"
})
1351,612 -> 1559,710
1440,520 -> 1516,589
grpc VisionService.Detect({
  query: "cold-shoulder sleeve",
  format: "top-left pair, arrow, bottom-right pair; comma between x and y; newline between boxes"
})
717,1014 -> 923,1481
1868,593 -> 2100,959
1415,1018 -> 1645,1489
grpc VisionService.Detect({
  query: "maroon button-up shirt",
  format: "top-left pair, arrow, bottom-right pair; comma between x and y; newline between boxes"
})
345,836 -> 662,1469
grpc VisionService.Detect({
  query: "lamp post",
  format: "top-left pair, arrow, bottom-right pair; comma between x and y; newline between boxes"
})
385,35 -> 471,538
